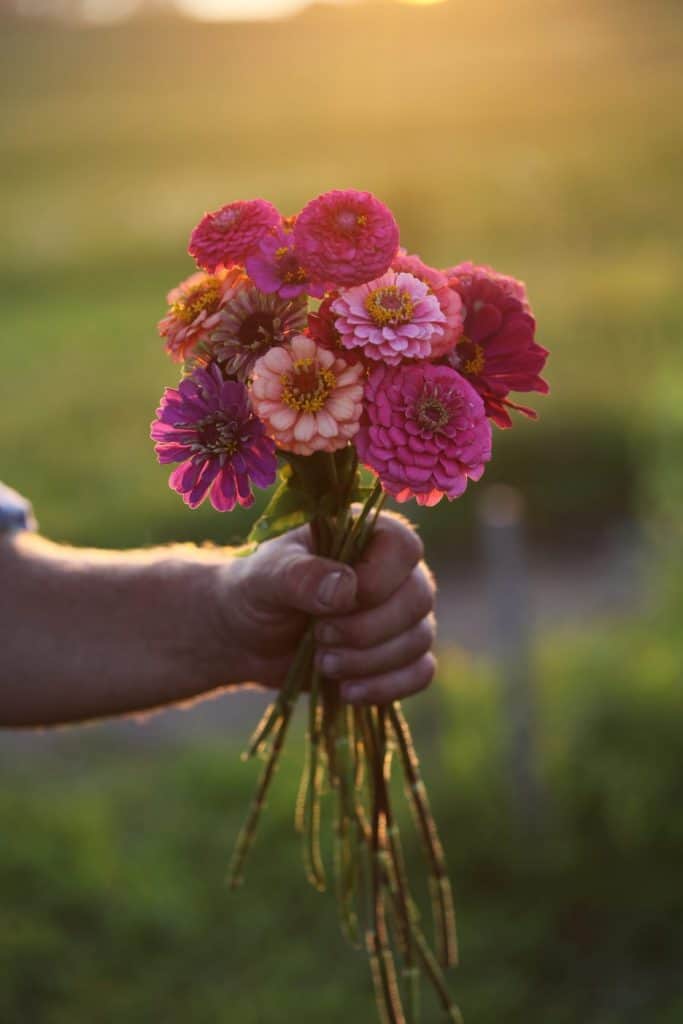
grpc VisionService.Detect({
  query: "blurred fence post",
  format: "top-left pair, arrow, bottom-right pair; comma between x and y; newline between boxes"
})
478,484 -> 544,830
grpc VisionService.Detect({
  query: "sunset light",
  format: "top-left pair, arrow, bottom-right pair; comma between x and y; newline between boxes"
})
174,0 -> 309,19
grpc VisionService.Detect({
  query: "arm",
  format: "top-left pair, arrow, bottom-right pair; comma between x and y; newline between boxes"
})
0,516 -> 436,728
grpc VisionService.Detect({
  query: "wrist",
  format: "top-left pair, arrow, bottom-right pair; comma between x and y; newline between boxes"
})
192,551 -> 253,690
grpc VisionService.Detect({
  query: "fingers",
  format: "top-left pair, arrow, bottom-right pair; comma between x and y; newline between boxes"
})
245,528 -> 357,617
354,513 -> 424,608
316,614 -> 435,681
316,564 -> 434,650
340,653 -> 437,706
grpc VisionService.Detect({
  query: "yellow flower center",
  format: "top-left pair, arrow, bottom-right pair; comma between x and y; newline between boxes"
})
365,286 -> 414,327
281,357 -> 337,413
275,246 -> 308,284
460,340 -> 486,376
172,280 -> 221,324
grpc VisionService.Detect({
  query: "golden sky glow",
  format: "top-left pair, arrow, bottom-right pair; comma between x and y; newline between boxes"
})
174,0 -> 309,19
174,0 -> 447,20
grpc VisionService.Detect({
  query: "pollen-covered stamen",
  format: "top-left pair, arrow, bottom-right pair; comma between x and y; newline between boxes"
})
238,312 -> 279,350
454,337 -> 486,377
189,414 -> 242,456
335,209 -> 367,234
281,357 -> 337,413
416,391 -> 451,432
365,285 -> 415,327
171,280 -> 222,324
275,246 -> 308,284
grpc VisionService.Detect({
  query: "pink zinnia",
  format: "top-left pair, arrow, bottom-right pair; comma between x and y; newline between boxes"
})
293,189 -> 399,288
188,199 -> 281,274
150,362 -> 277,512
251,334 -> 364,456
246,225 -> 325,300
444,261 -> 531,311
392,248 -> 464,358
356,363 -> 492,507
331,270 -> 446,364
157,267 -> 242,363
446,263 -> 549,429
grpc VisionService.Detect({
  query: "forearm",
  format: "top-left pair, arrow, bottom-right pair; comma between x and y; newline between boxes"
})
0,533 -> 240,727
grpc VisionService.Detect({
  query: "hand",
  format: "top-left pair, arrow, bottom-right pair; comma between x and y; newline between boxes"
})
221,513 -> 436,705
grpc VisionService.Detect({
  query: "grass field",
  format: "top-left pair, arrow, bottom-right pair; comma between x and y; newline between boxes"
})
2,0 -> 681,550
3,594 -> 683,1023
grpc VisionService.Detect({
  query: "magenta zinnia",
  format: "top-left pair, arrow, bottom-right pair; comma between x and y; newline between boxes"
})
446,262 -> 549,428
251,334 -> 364,455
293,189 -> 399,288
189,199 -> 282,274
356,363 -> 492,506
150,362 -> 277,511
331,270 -> 446,364
205,280 -> 308,383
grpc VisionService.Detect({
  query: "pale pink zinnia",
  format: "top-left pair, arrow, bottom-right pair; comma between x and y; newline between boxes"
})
331,270 -> 446,364
356,363 -> 492,506
188,199 -> 281,274
293,189 -> 399,288
251,334 -> 364,456
391,248 -> 464,358
157,267 -> 244,363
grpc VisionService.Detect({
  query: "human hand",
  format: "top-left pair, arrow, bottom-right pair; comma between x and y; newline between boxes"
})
219,513 -> 436,705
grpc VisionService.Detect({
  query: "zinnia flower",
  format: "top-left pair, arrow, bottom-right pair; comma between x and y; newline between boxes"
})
246,224 -> 325,300
251,334 -> 364,456
331,270 -> 446,364
203,280 -> 308,383
446,263 -> 549,428
293,189 -> 399,288
150,362 -> 277,511
157,267 -> 242,363
444,260 -> 531,310
189,199 -> 281,274
356,363 -> 492,506
391,248 -> 464,358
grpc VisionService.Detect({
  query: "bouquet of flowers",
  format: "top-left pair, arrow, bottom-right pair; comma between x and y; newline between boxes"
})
150,189 -> 549,1023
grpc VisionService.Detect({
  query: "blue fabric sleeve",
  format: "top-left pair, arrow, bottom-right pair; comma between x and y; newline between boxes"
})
0,481 -> 37,534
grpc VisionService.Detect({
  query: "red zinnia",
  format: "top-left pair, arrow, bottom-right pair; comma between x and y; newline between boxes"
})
446,263 -> 549,428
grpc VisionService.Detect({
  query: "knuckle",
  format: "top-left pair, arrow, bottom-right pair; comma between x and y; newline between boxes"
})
414,615 -> 436,653
416,653 -> 436,693
348,616 -> 373,649
409,567 -> 435,620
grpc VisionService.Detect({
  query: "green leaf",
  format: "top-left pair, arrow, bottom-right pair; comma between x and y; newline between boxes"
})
247,468 -> 312,544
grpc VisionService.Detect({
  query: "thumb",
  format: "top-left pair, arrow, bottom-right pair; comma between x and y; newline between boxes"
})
251,534 -> 358,616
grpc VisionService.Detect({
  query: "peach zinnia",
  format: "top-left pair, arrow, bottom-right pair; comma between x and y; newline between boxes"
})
158,267 -> 242,363
251,335 -> 364,456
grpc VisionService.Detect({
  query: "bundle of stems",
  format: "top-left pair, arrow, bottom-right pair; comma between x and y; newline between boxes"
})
229,454 -> 462,1024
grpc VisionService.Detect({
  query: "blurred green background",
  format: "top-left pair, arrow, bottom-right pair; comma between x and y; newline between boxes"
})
1,1 -> 682,1021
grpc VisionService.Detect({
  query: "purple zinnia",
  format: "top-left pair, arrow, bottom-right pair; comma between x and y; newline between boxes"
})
150,362 -> 277,511
246,224 -> 326,299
